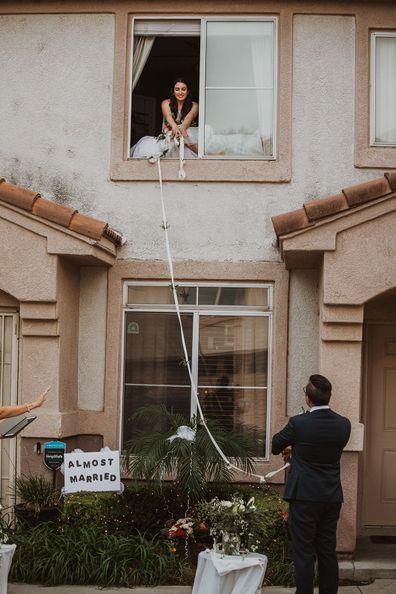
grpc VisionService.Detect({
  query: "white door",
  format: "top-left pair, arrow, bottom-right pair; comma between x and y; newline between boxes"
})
0,313 -> 18,512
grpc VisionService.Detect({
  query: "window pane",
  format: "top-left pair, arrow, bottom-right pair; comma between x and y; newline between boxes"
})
201,387 -> 267,457
204,89 -> 273,156
2,316 -> 13,405
127,285 -> 196,305
206,21 -> 274,88
124,312 -> 192,385
375,36 -> 396,143
198,287 -> 268,306
198,316 -> 268,387
123,385 -> 190,445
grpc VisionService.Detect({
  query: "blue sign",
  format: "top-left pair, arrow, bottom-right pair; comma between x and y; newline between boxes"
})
44,441 -> 66,470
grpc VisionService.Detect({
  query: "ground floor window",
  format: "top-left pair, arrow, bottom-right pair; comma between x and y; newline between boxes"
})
122,283 -> 272,458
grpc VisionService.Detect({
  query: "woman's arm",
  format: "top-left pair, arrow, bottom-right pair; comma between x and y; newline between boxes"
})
0,386 -> 50,420
179,102 -> 199,137
161,100 -> 180,136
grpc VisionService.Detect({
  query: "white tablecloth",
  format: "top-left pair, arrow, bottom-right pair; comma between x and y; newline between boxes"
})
192,550 -> 267,594
0,545 -> 16,594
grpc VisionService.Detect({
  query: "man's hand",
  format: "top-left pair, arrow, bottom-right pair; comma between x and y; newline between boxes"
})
282,446 -> 292,463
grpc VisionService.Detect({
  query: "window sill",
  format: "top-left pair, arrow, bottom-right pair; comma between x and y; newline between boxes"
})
355,144 -> 396,169
110,157 -> 291,182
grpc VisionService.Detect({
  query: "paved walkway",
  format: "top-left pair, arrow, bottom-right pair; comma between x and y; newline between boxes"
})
8,580 -> 396,593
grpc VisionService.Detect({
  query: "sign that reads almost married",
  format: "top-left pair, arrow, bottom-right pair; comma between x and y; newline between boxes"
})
64,450 -> 121,494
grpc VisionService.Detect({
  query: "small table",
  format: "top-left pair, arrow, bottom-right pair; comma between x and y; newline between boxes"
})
0,545 -> 16,594
192,549 -> 267,594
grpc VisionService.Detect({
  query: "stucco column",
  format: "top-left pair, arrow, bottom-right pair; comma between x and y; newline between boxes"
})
19,301 -> 64,437
319,303 -> 364,552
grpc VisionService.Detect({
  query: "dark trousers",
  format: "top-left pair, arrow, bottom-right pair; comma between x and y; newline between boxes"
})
288,500 -> 342,594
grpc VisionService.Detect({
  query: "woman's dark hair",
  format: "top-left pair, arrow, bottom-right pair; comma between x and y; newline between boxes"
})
305,374 -> 332,406
169,77 -> 193,121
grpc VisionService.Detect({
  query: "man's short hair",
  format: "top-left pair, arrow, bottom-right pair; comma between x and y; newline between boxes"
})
305,374 -> 332,406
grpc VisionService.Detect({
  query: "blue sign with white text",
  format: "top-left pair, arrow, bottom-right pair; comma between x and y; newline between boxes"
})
44,441 -> 66,470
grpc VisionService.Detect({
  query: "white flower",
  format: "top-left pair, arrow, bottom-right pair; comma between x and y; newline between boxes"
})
220,500 -> 233,508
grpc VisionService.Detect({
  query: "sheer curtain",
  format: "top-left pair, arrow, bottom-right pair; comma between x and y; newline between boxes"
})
132,36 -> 155,91
375,36 -> 396,143
251,25 -> 274,155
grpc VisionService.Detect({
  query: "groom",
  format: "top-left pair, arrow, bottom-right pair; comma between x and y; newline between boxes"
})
272,374 -> 351,594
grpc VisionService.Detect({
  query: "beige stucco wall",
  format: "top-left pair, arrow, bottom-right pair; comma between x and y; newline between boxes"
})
287,269 -> 320,414
0,9 -> 387,264
78,266 -> 107,411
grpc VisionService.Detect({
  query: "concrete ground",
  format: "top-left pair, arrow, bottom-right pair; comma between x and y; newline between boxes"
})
8,582 -> 396,593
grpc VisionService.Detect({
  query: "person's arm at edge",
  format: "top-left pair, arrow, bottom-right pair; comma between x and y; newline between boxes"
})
0,386 -> 50,420
161,99 -> 179,136
272,418 -> 295,455
179,102 -> 199,137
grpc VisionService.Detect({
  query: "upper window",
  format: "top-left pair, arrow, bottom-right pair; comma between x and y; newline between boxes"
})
121,282 -> 272,459
371,32 -> 396,146
129,17 -> 277,160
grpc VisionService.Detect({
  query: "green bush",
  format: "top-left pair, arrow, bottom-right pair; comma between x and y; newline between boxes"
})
8,523 -> 182,587
14,475 -> 59,516
10,482 -> 293,587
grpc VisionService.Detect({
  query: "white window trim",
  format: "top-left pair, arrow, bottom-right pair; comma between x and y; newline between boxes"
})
370,31 -> 396,147
129,15 -> 278,161
119,281 -> 273,461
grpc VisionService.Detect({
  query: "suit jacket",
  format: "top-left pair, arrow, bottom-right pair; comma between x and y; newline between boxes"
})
272,409 -> 351,503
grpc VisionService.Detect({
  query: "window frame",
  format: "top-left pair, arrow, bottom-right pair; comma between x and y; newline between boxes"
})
370,31 -> 396,147
110,9 -> 292,182
120,281 -> 273,461
129,15 -> 278,161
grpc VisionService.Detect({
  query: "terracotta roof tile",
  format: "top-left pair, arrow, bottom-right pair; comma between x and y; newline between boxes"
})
32,196 -> 76,227
69,212 -> 107,241
385,170 -> 396,190
304,193 -> 348,222
342,176 -> 391,207
272,208 -> 311,237
0,178 -> 122,245
0,179 -> 39,211
272,171 -> 396,239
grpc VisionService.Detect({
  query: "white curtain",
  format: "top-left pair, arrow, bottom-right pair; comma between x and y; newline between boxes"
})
375,36 -> 396,143
250,25 -> 274,154
132,36 -> 155,91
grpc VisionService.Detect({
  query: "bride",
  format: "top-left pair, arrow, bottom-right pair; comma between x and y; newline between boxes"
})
130,77 -> 199,159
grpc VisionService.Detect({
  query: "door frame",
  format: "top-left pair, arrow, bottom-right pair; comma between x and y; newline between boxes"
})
359,321 -> 396,535
0,310 -> 19,514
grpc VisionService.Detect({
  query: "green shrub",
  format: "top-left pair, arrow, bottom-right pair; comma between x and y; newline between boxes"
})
14,475 -> 59,516
11,482 -> 293,587
8,523 -> 182,587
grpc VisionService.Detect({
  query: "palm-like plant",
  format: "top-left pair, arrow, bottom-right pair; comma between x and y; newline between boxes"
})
124,405 -> 256,501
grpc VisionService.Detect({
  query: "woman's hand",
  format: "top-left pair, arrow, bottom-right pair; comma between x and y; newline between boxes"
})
178,125 -> 188,138
171,124 -> 181,137
31,386 -> 51,410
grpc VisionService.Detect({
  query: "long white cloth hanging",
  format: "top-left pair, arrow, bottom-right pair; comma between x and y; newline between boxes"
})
154,156 -> 286,483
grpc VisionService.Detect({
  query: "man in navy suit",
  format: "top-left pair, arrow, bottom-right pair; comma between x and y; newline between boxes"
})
272,374 -> 351,594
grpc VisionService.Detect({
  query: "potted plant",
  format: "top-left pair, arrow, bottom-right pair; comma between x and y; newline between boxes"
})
14,475 -> 60,526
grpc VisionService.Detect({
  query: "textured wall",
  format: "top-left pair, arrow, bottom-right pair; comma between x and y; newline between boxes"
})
287,269 -> 319,415
78,266 -> 107,411
0,13 -> 382,262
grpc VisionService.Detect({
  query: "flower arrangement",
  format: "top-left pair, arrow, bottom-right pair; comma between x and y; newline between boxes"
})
166,517 -> 194,541
195,494 -> 261,554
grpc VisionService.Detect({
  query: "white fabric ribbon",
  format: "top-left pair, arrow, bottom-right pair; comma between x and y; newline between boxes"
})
167,425 -> 196,443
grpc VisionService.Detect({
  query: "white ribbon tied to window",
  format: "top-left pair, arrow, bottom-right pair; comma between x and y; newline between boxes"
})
167,425 -> 196,443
